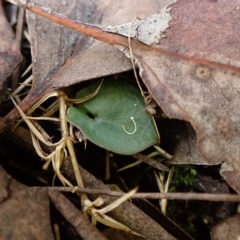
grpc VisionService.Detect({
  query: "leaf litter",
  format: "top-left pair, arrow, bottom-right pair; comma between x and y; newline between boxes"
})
1,0 -> 240,238
0,0 -> 173,132
8,0 -> 240,194
0,166 -> 54,240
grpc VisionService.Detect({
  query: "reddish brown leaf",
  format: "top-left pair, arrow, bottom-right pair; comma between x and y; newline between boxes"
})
211,214 -> 240,240
0,166 -> 54,240
132,0 -> 240,193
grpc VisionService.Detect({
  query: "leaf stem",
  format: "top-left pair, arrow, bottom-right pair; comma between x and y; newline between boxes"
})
16,0 -> 129,47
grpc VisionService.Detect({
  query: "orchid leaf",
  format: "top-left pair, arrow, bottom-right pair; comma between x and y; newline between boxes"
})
67,80 -> 159,155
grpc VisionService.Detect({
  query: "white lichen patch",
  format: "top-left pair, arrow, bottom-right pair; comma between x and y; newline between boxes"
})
103,1 -> 176,46
105,20 -> 142,39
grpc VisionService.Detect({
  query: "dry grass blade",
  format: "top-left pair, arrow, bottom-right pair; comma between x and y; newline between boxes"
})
83,188 -> 144,237
154,166 -> 174,215
65,79 -> 103,104
10,94 -> 62,147
132,153 -> 169,172
95,187 -> 138,214
10,92 -> 75,187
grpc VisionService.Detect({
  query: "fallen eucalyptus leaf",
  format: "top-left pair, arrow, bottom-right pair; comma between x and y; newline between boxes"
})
0,51 -> 21,103
67,80 -> 159,155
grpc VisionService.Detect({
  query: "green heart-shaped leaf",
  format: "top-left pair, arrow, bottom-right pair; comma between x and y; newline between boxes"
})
67,80 -> 159,155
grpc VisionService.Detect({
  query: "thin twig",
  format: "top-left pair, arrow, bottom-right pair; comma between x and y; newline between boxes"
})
31,186 -> 240,202
10,0 -> 129,48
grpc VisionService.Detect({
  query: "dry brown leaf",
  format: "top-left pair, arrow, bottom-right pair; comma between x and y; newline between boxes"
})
0,166 -> 54,240
210,213 -> 240,240
28,0 -> 172,90
0,51 -> 21,103
0,2 -> 21,103
0,0 -> 173,131
131,0 -> 240,193
0,2 -> 15,51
